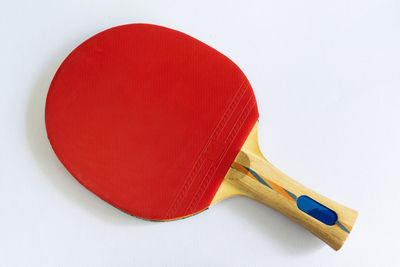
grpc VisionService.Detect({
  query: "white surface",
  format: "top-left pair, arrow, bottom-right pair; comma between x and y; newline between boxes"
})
1,1 -> 399,266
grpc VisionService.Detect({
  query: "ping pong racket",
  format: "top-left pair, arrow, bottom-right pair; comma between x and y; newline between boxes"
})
45,23 -> 357,250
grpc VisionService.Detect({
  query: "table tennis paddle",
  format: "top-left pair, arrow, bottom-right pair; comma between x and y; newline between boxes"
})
45,23 -> 357,250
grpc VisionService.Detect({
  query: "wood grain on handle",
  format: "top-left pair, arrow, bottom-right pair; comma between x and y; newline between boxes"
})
215,123 -> 358,250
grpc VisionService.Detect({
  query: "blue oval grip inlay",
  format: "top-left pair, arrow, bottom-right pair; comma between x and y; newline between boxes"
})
296,195 -> 338,225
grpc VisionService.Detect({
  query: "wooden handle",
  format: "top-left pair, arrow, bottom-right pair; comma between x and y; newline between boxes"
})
226,151 -> 358,250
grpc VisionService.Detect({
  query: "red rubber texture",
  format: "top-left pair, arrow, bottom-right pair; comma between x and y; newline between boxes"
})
45,24 -> 259,220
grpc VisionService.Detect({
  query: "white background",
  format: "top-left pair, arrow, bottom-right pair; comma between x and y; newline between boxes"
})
1,1 -> 399,266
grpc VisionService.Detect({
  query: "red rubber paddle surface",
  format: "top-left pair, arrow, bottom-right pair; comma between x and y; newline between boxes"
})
45,24 -> 259,220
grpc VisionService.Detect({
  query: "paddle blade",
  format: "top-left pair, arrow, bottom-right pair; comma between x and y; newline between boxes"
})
45,24 -> 259,220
